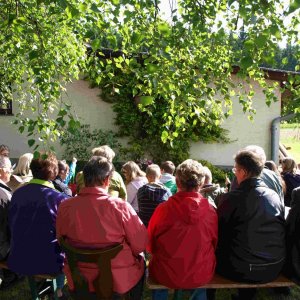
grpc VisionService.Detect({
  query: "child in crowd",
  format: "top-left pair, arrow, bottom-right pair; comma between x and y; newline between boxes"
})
137,164 -> 171,227
159,161 -> 177,195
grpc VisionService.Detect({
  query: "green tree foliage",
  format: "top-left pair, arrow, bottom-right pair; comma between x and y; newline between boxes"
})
0,0 -> 299,160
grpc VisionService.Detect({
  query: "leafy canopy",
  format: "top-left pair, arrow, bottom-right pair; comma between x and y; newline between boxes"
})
0,0 -> 299,161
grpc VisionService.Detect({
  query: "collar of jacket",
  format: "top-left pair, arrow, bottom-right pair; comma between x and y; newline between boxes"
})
239,177 -> 265,189
78,186 -> 108,195
0,180 -> 12,192
29,178 -> 55,189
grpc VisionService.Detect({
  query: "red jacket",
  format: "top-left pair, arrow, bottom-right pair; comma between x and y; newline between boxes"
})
56,187 -> 147,294
147,191 -> 218,289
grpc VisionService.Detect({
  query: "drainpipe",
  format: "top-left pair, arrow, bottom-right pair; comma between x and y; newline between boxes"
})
271,113 -> 295,164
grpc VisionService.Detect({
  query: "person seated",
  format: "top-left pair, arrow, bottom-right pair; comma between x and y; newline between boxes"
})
285,186 -> 300,284
0,145 -> 9,158
0,156 -> 21,289
53,160 -> 72,196
148,159 -> 218,300
56,156 -> 147,299
200,166 -> 225,208
8,153 -> 68,298
217,149 -> 286,300
230,145 -> 284,204
159,161 -> 177,195
281,157 -> 300,207
8,153 -> 33,192
122,161 -> 148,212
137,164 -> 171,227
76,145 -> 127,200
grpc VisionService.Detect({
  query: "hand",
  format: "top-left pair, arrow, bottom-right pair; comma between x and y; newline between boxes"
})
72,157 -> 77,163
225,175 -> 231,185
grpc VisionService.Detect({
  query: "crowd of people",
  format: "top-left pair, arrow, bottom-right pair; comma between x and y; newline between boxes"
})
0,143 -> 300,300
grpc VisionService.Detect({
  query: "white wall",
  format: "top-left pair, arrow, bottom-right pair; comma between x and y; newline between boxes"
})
0,77 -> 281,165
190,78 -> 281,166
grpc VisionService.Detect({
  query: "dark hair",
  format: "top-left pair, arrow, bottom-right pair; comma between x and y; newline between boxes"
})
83,156 -> 114,187
58,160 -> 69,173
0,145 -> 9,154
30,153 -> 58,180
265,160 -> 278,173
161,161 -> 175,175
176,159 -> 205,191
235,150 -> 264,177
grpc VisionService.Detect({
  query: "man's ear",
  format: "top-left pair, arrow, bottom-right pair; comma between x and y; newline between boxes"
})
103,176 -> 110,188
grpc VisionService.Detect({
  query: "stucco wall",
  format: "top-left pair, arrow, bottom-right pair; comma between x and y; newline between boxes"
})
0,77 -> 281,165
190,78 -> 281,166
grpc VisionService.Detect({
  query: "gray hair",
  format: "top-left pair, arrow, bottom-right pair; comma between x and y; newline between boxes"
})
83,156 -> 114,187
0,156 -> 11,169
176,159 -> 205,191
91,145 -> 115,162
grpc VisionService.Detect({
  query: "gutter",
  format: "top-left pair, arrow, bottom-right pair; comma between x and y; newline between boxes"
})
271,113 -> 295,164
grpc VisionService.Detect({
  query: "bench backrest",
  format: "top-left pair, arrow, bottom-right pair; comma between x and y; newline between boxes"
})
59,237 -> 123,300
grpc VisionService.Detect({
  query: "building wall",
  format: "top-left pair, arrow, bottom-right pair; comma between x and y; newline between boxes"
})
190,77 -> 281,166
0,77 -> 281,165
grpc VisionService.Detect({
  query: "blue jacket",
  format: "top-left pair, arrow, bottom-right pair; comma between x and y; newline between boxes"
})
8,179 -> 68,275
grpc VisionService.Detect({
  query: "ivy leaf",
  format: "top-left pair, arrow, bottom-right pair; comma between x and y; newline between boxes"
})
28,139 -> 35,147
140,96 -> 154,106
241,57 -> 253,69
91,39 -> 101,51
288,0 -> 300,14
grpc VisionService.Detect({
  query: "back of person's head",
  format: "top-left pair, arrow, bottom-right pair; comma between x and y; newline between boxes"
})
160,161 -> 175,175
121,161 -> 145,184
0,144 -> 10,157
83,156 -> 114,187
30,153 -> 58,181
243,145 -> 266,164
0,156 -> 11,169
13,153 -> 33,176
92,145 -> 115,162
202,166 -> 212,185
0,156 -> 12,183
235,150 -> 264,178
146,164 -> 161,181
281,157 -> 297,174
176,159 -> 205,191
264,160 -> 278,173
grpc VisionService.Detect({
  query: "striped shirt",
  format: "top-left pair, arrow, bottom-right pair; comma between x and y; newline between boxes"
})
137,182 -> 171,227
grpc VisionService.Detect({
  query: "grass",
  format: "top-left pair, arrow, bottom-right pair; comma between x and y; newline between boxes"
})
1,278 -> 300,300
280,124 -> 300,163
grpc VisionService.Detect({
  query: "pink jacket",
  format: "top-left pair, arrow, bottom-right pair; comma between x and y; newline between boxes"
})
56,187 -> 147,294
147,191 -> 218,289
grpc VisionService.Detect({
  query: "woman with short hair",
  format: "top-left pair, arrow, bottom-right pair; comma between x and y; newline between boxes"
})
148,159 -> 217,300
8,153 -> 68,298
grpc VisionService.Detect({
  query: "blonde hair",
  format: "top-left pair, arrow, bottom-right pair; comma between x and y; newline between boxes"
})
176,159 -> 205,191
13,153 -> 33,176
122,161 -> 145,184
282,157 -> 297,175
92,145 -> 115,162
146,164 -> 161,179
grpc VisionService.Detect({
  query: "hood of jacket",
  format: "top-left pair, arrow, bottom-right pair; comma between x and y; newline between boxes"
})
141,183 -> 169,200
160,173 -> 175,184
170,191 -> 209,225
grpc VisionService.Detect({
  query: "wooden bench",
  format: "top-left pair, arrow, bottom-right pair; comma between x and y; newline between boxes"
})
147,273 -> 295,290
0,260 -> 59,300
